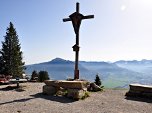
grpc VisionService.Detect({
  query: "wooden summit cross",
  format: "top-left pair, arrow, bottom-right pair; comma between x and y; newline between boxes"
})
63,3 -> 94,79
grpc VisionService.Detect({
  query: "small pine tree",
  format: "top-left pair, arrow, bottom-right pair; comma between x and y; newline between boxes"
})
94,74 -> 102,86
38,71 -> 49,82
31,70 -> 38,80
0,22 -> 25,78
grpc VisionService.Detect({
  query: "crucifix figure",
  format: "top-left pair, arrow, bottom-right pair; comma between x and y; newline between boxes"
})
63,2 -> 94,79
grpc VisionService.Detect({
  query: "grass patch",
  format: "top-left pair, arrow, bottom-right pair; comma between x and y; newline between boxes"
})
81,91 -> 90,100
103,77 -> 128,89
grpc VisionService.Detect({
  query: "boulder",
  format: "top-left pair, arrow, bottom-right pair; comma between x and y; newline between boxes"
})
67,88 -> 87,100
88,83 -> 102,92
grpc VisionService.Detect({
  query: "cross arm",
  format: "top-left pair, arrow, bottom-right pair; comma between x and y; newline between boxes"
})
83,15 -> 94,19
63,18 -> 71,22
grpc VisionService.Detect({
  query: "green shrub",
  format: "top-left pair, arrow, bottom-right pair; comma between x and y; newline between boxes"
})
38,71 -> 49,82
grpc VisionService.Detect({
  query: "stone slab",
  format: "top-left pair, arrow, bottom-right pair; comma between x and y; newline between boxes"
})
126,84 -> 152,98
129,84 -> 152,93
44,80 -> 89,89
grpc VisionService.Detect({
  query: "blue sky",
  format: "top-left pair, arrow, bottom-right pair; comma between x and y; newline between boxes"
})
0,0 -> 152,64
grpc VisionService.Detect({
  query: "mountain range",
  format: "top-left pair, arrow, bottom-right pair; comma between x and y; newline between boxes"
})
25,58 -> 152,88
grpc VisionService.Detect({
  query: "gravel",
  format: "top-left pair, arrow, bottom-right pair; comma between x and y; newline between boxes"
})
0,82 -> 152,113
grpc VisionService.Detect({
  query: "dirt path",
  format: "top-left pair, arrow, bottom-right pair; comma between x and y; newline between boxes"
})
0,83 -> 151,113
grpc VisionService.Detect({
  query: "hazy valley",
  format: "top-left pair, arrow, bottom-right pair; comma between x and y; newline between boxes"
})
25,58 -> 152,88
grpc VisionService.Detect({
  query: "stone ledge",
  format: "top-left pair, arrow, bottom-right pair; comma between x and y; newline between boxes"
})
126,84 -> 152,98
44,80 -> 89,89
129,84 -> 152,93
43,80 -> 90,100
42,85 -> 88,100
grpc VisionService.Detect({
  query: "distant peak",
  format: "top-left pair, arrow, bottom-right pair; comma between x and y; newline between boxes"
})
50,57 -> 73,64
51,58 -> 65,62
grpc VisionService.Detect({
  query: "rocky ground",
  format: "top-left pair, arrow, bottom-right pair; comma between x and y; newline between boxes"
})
0,82 -> 152,113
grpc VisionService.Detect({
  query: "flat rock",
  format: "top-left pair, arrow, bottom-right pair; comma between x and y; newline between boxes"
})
44,80 -> 88,89
126,84 -> 152,98
129,84 -> 152,93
